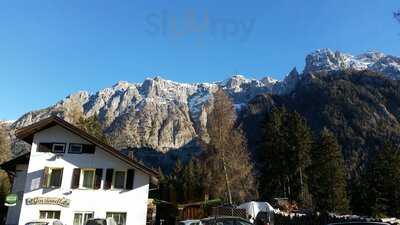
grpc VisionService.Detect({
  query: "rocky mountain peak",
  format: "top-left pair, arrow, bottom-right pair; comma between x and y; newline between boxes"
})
9,50 -> 400,155
304,49 -> 400,79
220,75 -> 251,91
304,49 -> 353,73
113,81 -> 134,90
261,76 -> 279,85
356,51 -> 385,62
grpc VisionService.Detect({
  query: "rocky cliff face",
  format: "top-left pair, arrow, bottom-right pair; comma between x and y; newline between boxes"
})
241,70 -> 400,175
11,75 -> 283,153
10,49 -> 400,157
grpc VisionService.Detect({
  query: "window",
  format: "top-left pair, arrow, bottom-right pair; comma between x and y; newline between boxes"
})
39,210 -> 61,219
52,143 -> 66,153
81,169 -> 95,189
106,212 -> 126,225
73,212 -> 94,225
43,167 -> 63,188
37,143 -> 53,152
113,171 -> 126,189
49,168 -> 63,187
69,143 -> 83,154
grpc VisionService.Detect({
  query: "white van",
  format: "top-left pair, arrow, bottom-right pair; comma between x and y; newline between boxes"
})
25,219 -> 64,225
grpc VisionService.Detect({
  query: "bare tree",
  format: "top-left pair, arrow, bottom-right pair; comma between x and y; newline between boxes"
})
204,89 -> 255,204
0,124 -> 11,164
0,124 -> 11,199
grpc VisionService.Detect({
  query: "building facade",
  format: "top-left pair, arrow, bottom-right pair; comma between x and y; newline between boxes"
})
1,116 -> 158,225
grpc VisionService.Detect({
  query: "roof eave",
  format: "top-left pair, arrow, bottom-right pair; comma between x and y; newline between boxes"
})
14,116 -> 159,179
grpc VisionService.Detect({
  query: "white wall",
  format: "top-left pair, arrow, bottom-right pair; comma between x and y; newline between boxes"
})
17,125 -> 150,225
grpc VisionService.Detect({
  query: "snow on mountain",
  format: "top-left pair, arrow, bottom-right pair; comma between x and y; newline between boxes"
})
12,75 -> 283,152
0,120 -> 15,125
10,49 -> 400,154
304,49 -> 400,79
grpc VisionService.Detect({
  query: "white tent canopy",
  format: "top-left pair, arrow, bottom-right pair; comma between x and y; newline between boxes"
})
238,201 -> 275,219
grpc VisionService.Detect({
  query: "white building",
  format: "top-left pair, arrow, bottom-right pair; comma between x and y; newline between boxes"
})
1,116 -> 159,225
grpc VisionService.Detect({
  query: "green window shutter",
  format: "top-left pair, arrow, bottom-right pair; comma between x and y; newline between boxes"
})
104,169 -> 113,190
42,167 -> 49,188
71,168 -> 81,189
94,168 -> 103,189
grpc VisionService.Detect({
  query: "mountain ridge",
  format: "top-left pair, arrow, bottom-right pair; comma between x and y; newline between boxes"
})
9,49 -> 400,157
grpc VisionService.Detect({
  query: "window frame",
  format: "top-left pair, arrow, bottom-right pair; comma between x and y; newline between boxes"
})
106,212 -> 127,225
80,168 -> 96,189
73,211 -> 94,225
69,143 -> 83,154
39,210 -> 61,220
46,167 -> 64,188
52,143 -> 66,153
112,170 -> 126,190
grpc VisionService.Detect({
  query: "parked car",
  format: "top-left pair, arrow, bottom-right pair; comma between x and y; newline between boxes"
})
327,223 -> 391,225
85,218 -> 117,225
179,219 -> 201,225
201,216 -> 252,225
25,220 -> 64,225
254,211 -> 274,225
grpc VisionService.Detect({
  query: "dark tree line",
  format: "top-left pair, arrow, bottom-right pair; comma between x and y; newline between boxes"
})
258,107 -> 349,213
158,159 -> 205,204
258,107 -> 400,217
352,142 -> 400,218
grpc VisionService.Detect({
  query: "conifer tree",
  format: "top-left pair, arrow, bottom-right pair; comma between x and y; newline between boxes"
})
360,142 -> 400,217
168,159 -> 183,203
259,107 -> 288,200
258,108 -> 313,207
77,114 -> 109,144
158,159 -> 205,204
285,111 -> 313,207
310,128 -> 349,213
181,159 -> 204,202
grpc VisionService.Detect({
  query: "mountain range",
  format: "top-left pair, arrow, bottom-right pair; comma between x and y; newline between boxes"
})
5,48 -> 400,169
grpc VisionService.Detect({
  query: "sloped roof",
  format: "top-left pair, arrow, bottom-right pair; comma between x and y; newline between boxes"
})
0,152 -> 30,173
14,116 -> 159,180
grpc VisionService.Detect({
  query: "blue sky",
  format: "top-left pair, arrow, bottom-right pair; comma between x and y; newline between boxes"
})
0,0 -> 399,120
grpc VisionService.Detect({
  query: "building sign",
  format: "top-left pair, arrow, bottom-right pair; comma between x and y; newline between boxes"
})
26,197 -> 70,208
5,193 -> 18,207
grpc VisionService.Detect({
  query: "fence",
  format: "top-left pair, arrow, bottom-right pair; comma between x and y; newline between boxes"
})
211,207 -> 247,219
